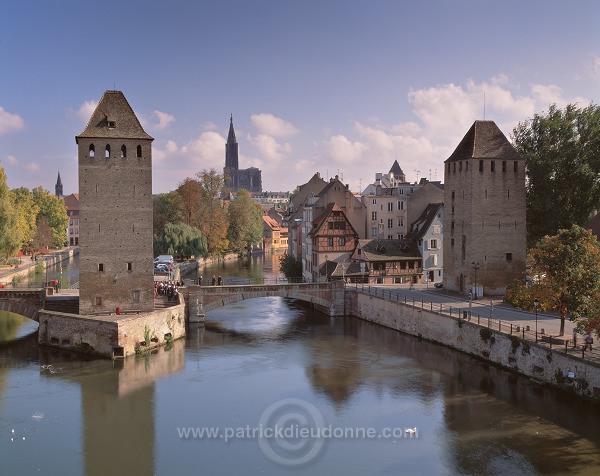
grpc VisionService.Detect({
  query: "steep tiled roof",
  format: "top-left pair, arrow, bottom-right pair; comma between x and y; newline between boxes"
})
262,215 -> 280,229
357,239 -> 421,262
406,203 -> 442,241
446,120 -> 521,162
76,90 -> 153,141
309,203 -> 358,237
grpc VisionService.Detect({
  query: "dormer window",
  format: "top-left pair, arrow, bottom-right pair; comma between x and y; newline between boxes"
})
108,120 -> 116,128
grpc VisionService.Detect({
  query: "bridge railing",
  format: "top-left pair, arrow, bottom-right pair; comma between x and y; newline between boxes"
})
197,276 -> 310,286
353,284 -> 600,364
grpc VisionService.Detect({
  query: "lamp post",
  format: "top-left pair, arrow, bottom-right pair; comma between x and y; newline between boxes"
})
534,299 -> 539,342
325,255 -> 328,283
471,261 -> 480,299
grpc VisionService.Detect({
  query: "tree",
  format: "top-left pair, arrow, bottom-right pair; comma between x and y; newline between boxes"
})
512,225 -> 600,336
0,166 -> 19,258
279,252 -> 302,280
227,189 -> 263,256
153,192 -> 184,236
11,187 -> 39,249
32,187 -> 69,247
175,178 -> 202,227
197,169 -> 229,255
153,222 -> 207,259
512,103 -> 600,246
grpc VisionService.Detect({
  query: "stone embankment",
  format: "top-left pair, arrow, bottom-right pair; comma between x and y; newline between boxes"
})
0,248 -> 78,286
346,289 -> 600,401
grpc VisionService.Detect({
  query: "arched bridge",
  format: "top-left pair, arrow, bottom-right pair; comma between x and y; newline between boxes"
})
183,282 -> 345,319
0,289 -> 45,322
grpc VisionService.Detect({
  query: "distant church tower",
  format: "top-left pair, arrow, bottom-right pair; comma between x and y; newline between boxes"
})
55,171 -> 63,198
224,115 -> 239,190
223,115 -> 262,194
76,90 -> 154,314
443,120 -> 526,296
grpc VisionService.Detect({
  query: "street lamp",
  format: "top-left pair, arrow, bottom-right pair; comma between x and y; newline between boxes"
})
325,254 -> 328,283
471,261 -> 480,299
534,299 -> 539,342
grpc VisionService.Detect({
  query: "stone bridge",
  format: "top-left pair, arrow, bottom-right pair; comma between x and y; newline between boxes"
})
0,289 -> 45,322
183,282 -> 345,320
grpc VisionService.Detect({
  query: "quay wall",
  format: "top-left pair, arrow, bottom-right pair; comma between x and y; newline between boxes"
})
38,298 -> 186,359
346,290 -> 600,400
0,248 -> 78,285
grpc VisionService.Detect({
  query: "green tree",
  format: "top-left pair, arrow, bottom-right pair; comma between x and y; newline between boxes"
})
11,187 -> 39,249
197,169 -> 228,255
517,225 -> 600,336
512,103 -> 600,246
153,222 -> 207,259
32,187 -> 69,247
153,192 -> 184,236
0,166 -> 19,258
278,252 -> 302,281
227,189 -> 263,256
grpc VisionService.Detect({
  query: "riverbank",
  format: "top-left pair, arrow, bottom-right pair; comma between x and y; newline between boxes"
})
346,288 -> 600,402
0,248 -> 78,287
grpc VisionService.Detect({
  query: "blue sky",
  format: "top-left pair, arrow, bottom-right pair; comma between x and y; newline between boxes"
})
1,0 -> 599,195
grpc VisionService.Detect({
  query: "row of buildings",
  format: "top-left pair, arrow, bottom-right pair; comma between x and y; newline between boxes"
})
282,120 -> 526,296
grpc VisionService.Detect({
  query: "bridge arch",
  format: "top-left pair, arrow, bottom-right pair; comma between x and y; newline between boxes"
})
0,290 -> 44,323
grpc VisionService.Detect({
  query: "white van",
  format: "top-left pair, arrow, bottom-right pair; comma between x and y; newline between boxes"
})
154,255 -> 174,265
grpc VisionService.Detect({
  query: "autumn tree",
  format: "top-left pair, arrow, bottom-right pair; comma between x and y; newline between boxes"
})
175,177 -> 202,227
11,187 -> 40,249
32,187 -> 69,247
512,103 -> 600,246
511,225 -> 600,336
196,169 -> 228,255
227,189 -> 263,256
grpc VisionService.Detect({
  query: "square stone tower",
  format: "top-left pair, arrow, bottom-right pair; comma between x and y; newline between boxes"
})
443,120 -> 526,296
76,90 -> 154,314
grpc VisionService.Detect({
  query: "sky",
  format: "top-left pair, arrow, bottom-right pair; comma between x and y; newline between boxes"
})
1,1 -> 600,196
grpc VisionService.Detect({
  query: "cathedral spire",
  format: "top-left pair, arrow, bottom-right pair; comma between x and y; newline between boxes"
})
55,171 -> 63,198
227,114 -> 237,144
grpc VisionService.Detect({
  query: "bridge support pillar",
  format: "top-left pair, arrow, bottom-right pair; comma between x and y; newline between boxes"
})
186,289 -> 205,324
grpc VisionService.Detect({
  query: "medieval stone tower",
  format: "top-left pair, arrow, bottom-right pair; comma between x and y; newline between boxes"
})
443,120 -> 526,296
223,115 -> 262,193
76,90 -> 154,314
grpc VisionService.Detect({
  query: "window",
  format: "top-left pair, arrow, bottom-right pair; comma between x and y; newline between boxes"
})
466,161 -> 469,171
108,120 -> 116,128
451,191 -> 455,200
432,224 -> 441,234
387,235 -> 393,240
89,144 -> 95,158
132,290 -> 140,303
430,239 -> 438,249
98,263 -> 104,272
328,222 -> 333,230
387,219 -> 393,229
502,160 -> 507,172
372,211 -> 377,220
432,254 -> 438,266
137,145 -> 142,158
371,227 -> 378,237
105,144 -> 111,159
127,262 -> 133,271
95,296 -> 102,306
388,203 -> 393,212
491,161 -> 495,172
339,237 -> 346,246
398,218 -> 403,227
514,161 -> 518,173
453,163 -> 456,173
479,160 -> 483,172
327,237 -> 333,247
451,238 -> 455,247
506,253 -> 513,261
418,239 -> 423,247
121,145 -> 127,158
372,198 -> 377,205
459,161 -> 462,171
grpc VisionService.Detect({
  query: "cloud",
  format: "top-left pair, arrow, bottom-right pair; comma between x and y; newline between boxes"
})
247,134 -> 293,165
250,113 -> 299,137
152,110 -> 175,130
5,154 -> 18,165
0,106 -> 25,135
71,100 -> 98,123
24,162 -> 40,172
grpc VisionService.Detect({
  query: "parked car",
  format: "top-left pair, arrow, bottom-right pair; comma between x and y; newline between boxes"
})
154,263 -> 170,275
434,282 -> 443,288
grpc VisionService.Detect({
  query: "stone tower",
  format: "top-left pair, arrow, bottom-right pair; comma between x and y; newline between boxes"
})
76,90 -> 154,314
55,171 -> 63,198
443,120 -> 526,296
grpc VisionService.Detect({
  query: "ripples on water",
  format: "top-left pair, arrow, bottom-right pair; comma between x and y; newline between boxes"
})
1,291 -> 600,475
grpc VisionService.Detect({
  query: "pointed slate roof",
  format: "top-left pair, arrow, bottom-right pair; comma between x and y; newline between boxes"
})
389,159 -> 404,176
406,203 -> 443,241
76,90 -> 153,141
357,239 -> 421,262
56,171 -> 62,187
446,120 -> 521,162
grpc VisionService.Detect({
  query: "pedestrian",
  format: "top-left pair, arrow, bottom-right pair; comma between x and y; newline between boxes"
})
572,329 -> 577,348
584,333 -> 593,351
199,275 -> 203,286
212,275 -> 217,286
218,276 -> 223,286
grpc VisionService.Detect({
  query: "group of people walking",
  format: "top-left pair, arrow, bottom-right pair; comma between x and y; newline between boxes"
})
199,275 -> 224,286
154,281 -> 180,301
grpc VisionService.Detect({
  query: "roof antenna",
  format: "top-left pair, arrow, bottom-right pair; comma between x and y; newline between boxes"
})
483,92 -> 486,120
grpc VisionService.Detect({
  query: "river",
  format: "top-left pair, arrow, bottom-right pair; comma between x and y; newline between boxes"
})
1,253 -> 600,475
